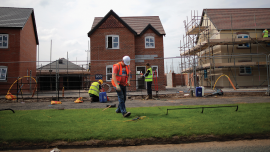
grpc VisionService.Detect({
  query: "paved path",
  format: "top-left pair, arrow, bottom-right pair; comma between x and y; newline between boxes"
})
1,86 -> 268,99
1,96 -> 269,111
3,139 -> 270,152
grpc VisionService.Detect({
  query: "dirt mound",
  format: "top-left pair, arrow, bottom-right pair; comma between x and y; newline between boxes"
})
1,134 -> 270,150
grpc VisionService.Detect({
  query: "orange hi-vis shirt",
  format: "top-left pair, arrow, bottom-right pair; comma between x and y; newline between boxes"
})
112,62 -> 130,86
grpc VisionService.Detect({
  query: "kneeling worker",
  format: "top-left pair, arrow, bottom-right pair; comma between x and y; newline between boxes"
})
89,79 -> 103,102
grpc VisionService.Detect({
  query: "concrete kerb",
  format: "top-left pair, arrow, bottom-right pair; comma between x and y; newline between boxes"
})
0,86 -> 268,99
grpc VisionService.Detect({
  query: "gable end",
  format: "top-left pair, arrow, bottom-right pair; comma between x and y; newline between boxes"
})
88,10 -> 137,37
140,24 -> 163,36
99,15 -> 124,29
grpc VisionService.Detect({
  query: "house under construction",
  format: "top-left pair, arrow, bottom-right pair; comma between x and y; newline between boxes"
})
37,58 -> 89,91
179,8 -> 270,94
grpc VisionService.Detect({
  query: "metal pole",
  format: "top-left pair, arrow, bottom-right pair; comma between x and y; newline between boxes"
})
17,77 -> 18,102
38,45 -> 39,69
58,75 -> 59,101
30,70 -> 32,93
36,77 -> 38,102
56,60 -> 58,91
180,40 -> 182,73
67,52 -> 69,90
50,40 -> 52,91
79,75 -> 81,97
266,54 -> 270,96
183,35 -> 186,71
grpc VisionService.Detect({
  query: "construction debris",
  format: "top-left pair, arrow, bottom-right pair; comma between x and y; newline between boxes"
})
74,97 -> 83,103
51,101 -> 62,104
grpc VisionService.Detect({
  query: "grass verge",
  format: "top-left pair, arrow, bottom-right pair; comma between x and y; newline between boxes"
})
0,103 -> 270,143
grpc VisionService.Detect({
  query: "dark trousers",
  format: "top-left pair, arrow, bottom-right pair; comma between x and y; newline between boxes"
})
115,85 -> 127,115
147,81 -> 152,95
89,94 -> 99,102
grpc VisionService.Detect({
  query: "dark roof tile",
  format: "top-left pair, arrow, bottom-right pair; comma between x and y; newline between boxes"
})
90,11 -> 165,36
0,7 -> 33,28
0,7 -> 39,44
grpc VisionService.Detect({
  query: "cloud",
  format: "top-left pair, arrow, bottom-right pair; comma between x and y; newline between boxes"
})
37,27 -> 59,41
39,0 -> 49,7
2,0 -> 270,72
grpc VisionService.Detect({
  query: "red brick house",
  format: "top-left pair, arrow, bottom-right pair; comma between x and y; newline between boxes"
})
0,7 -> 39,94
87,10 -> 166,91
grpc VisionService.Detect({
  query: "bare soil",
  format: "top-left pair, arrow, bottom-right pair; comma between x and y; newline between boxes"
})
1,134 -> 270,150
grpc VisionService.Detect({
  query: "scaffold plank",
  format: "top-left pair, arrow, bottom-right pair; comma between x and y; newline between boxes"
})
181,62 -> 268,73
181,37 -> 270,56
186,26 -> 207,35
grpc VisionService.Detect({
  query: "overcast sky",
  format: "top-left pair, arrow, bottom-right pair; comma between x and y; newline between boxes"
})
1,0 -> 269,72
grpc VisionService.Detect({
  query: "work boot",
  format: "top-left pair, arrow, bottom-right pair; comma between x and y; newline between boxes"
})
145,95 -> 149,100
123,112 -> 131,117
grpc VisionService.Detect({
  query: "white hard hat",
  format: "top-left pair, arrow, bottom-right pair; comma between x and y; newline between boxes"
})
123,56 -> 130,65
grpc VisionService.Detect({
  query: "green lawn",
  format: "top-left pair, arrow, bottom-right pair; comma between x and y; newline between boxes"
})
0,103 -> 270,143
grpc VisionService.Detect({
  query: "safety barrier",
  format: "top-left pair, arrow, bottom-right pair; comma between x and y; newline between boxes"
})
166,105 -> 238,115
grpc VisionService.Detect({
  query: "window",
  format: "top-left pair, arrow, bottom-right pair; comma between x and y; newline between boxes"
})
0,34 -> 8,48
106,65 -> 113,81
0,66 -> 7,81
237,34 -> 250,48
145,36 -> 155,48
152,66 -> 158,77
239,67 -> 251,75
106,35 -> 119,49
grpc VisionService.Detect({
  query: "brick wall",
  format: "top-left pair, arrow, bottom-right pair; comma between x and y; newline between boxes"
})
167,72 -> 199,87
19,14 -> 37,93
90,15 -> 136,91
172,73 -> 186,87
135,29 -> 166,90
89,15 -> 166,91
0,15 -> 37,95
0,28 -> 21,94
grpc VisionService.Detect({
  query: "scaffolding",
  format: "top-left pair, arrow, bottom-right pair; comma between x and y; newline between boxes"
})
179,10 -> 270,95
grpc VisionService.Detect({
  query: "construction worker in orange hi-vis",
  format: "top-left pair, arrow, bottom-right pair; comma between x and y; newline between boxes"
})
111,56 -> 131,118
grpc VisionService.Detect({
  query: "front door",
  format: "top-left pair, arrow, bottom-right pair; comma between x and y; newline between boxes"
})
136,66 -> 146,89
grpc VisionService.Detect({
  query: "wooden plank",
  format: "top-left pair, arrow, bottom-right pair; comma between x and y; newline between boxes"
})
186,26 -> 207,35
181,37 -> 270,55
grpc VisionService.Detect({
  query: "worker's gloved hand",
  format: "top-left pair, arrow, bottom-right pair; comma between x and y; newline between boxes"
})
116,85 -> 121,92
127,80 -> 130,86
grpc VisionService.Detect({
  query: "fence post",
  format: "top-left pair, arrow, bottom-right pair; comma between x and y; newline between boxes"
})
58,76 -> 60,101
30,70 -> 32,93
17,77 -> 19,102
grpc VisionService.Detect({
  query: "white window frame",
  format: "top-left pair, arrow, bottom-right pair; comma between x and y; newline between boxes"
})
145,36 -> 155,48
239,66 -> 252,75
237,34 -> 250,48
0,66 -> 8,81
106,65 -> 113,81
106,35 -> 119,49
0,34 -> 8,48
151,66 -> 158,77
